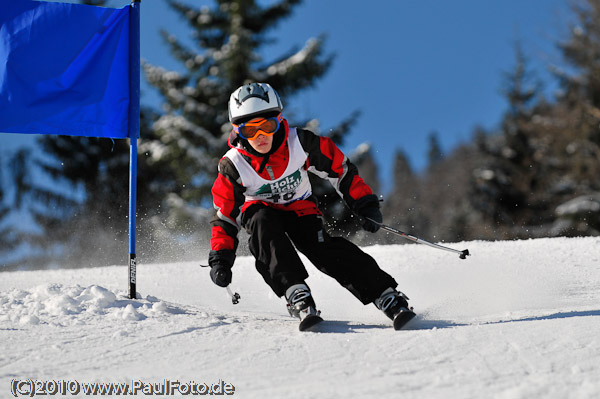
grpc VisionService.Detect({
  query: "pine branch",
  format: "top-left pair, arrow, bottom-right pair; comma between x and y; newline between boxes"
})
250,0 -> 303,32
262,36 -> 335,96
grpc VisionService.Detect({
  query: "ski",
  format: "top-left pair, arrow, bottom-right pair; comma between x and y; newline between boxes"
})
299,313 -> 323,331
393,307 -> 416,330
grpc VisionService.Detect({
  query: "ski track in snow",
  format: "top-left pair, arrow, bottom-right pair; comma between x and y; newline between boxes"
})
1,237 -> 600,398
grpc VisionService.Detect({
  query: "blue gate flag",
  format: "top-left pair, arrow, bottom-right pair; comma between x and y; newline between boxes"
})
0,1 -> 131,138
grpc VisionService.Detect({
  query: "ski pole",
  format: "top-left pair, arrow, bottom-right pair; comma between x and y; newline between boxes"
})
366,217 -> 470,259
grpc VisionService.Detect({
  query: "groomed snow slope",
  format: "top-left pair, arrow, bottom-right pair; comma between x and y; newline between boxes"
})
1,237 -> 600,398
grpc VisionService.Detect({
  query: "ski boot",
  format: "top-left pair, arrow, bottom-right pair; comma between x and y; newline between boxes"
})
375,287 -> 415,330
285,283 -> 323,331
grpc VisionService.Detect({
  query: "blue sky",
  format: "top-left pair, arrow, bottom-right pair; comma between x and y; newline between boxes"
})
3,0 -> 571,195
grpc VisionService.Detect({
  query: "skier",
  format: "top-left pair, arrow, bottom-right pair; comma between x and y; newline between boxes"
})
208,82 -> 414,330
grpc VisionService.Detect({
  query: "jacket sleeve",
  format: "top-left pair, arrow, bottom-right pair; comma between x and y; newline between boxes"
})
297,128 -> 374,210
210,156 -> 245,252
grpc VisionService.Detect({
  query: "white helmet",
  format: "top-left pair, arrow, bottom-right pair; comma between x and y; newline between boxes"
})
228,83 -> 283,124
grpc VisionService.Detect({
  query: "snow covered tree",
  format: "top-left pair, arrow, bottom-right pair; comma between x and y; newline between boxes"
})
0,162 -> 16,261
142,0 -> 354,238
544,0 -> 600,235
468,42 -> 547,237
558,0 -> 600,111
0,150 -> 36,268
553,0 -> 600,166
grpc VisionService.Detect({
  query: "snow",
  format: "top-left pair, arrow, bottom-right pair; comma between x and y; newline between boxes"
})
556,194 -> 600,216
1,237 -> 600,398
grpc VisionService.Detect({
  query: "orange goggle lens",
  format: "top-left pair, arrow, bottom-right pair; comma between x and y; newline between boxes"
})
233,114 -> 282,140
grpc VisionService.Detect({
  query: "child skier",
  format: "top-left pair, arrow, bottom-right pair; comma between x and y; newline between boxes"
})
208,83 -> 414,330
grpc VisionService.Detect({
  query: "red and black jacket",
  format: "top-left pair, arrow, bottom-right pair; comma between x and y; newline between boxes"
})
210,119 -> 376,253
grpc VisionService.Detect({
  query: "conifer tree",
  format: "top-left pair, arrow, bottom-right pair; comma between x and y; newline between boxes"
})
545,0 -> 600,234
427,131 -> 444,166
381,150 -> 423,241
553,0 -> 600,167
0,162 -> 15,261
0,150 -> 36,268
470,42 -> 545,236
558,0 -> 600,111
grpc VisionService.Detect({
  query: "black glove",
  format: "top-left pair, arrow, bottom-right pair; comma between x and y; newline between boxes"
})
355,194 -> 383,233
210,265 -> 232,287
208,250 -> 235,287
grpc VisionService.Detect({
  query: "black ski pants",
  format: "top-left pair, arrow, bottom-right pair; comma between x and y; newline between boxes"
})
242,204 -> 398,304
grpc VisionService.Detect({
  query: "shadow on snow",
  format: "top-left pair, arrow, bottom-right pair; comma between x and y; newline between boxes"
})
403,309 -> 600,331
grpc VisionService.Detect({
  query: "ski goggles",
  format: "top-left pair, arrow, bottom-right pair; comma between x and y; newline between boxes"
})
232,113 -> 283,140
